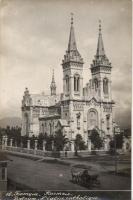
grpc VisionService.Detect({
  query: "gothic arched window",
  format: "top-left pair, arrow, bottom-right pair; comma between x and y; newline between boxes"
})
42,124 -> 44,134
87,109 -> 98,129
49,123 -> 52,135
74,74 -> 80,92
65,75 -> 69,92
94,78 -> 98,91
106,114 -> 110,130
103,78 -> 108,94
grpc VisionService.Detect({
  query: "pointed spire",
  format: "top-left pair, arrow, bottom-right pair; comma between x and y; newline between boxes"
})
62,14 -> 83,65
50,69 -> 56,96
52,69 -> 55,83
24,87 -> 30,96
68,13 -> 77,52
96,20 -> 105,57
91,20 -> 111,69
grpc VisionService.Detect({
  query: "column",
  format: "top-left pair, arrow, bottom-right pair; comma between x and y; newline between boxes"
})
34,140 -> 38,150
122,137 -> 127,153
104,137 -> 110,151
71,140 -> 75,152
43,140 -> 46,151
80,76 -> 83,97
69,75 -> 73,99
10,139 -> 13,147
2,136 -> 5,150
87,138 -> 91,151
27,139 -> 30,150
5,136 -> 8,147
51,140 -> 54,151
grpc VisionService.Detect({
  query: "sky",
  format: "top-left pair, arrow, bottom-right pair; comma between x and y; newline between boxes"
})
0,0 -> 132,128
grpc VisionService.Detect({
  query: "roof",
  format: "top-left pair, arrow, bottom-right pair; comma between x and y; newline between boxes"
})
96,21 -> 105,57
88,125 -> 96,131
58,119 -> 69,127
39,114 -> 61,120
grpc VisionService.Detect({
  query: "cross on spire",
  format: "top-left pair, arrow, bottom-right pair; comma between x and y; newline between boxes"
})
71,12 -> 74,25
99,19 -> 101,33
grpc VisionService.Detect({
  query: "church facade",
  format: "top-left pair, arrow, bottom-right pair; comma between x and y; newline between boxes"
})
21,16 -> 115,151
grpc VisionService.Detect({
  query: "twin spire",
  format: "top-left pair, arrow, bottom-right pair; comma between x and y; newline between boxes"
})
50,69 -> 56,96
63,14 -> 108,66
68,13 -> 77,52
62,13 -> 83,64
91,20 -> 111,68
96,20 -> 105,58
67,15 -> 106,59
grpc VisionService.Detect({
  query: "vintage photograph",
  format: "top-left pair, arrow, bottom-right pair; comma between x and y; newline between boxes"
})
0,0 -> 131,199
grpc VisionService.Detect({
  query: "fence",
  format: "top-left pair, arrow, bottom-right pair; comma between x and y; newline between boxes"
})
0,144 -> 109,158
1,136 -> 120,158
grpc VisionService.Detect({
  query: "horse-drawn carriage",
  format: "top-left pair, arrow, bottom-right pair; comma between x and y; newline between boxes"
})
71,164 -> 100,188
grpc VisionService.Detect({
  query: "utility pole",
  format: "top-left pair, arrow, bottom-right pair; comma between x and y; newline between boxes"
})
114,126 -> 117,174
113,123 -> 119,174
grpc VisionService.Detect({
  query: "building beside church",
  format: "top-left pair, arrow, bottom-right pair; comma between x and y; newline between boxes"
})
21,16 -> 116,151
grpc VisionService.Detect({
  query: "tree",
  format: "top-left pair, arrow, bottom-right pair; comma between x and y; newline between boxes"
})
37,133 -> 45,150
115,133 -> 123,149
75,134 -> 87,151
30,135 -> 35,149
90,129 -> 103,149
45,134 -> 54,151
54,129 -> 68,151
21,135 -> 29,148
109,133 -> 124,152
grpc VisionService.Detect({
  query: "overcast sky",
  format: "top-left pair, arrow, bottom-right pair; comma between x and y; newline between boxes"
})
0,0 -> 131,128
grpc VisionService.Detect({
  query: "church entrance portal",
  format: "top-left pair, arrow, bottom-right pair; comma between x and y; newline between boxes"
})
87,109 -> 98,130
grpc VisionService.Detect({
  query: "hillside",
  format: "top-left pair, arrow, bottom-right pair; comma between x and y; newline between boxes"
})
0,117 -> 22,128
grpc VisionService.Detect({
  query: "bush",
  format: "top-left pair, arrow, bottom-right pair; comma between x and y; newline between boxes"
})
90,129 -> 103,149
75,134 -> 87,151
54,130 -> 68,151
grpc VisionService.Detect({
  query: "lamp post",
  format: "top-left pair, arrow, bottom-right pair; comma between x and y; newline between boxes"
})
113,122 -> 119,174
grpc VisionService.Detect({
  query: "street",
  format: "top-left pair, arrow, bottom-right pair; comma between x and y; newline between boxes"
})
7,154 -> 131,190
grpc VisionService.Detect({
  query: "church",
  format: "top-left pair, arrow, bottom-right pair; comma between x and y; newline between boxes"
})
21,16 -> 115,151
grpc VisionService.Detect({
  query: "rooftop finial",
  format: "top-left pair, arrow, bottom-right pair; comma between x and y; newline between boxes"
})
71,12 -> 74,25
50,69 -> 56,95
52,69 -> 55,82
99,19 -> 101,33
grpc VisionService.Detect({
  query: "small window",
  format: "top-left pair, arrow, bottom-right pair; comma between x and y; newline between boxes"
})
74,74 -> 80,92
106,114 -> 110,130
76,112 -> 81,129
65,75 -> 69,92
94,79 -> 98,91
103,78 -> 108,94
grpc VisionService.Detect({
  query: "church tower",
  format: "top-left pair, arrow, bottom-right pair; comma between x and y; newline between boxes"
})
62,14 -> 84,100
91,21 -> 112,102
90,21 -> 114,137
50,69 -> 56,96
